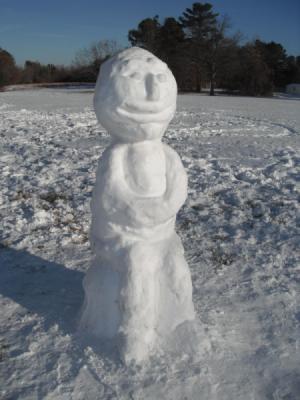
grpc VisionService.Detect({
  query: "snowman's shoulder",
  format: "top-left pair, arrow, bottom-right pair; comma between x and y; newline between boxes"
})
162,143 -> 187,190
162,143 -> 183,167
94,143 -> 129,197
102,142 -> 128,159
97,143 -> 128,172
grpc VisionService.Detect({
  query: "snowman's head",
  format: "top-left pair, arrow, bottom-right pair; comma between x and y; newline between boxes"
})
94,47 -> 177,142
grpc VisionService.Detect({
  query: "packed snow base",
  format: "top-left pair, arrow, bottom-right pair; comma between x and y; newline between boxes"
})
80,48 -> 195,364
0,89 -> 299,399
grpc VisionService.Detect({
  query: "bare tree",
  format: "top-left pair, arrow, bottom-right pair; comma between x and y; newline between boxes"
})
73,40 -> 122,69
72,40 -> 122,82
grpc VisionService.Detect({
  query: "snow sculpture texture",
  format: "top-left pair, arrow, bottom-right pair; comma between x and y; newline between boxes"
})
80,47 -> 195,364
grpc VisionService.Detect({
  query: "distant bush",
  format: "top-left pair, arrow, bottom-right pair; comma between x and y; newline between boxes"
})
0,48 -> 20,87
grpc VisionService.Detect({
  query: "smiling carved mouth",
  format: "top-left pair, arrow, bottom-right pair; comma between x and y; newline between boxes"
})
116,102 -> 175,123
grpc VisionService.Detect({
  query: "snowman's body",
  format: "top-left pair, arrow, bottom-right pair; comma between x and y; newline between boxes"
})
80,47 -> 195,364
126,140 -> 166,197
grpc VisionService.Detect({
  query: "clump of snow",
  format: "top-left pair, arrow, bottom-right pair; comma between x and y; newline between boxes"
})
80,48 -> 195,364
0,86 -> 299,398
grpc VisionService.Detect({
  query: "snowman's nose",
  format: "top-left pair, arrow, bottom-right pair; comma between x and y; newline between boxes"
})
145,74 -> 160,101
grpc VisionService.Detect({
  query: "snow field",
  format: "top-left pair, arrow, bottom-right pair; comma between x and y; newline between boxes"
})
0,89 -> 299,399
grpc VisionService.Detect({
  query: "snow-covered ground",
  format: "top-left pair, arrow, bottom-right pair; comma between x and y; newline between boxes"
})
0,88 -> 299,400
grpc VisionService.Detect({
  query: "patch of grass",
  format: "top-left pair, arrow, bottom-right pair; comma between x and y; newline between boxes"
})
0,341 -> 9,362
40,191 -> 69,203
211,247 -> 236,271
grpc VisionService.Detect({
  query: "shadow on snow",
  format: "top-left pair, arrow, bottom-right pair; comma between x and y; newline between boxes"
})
0,246 -> 84,333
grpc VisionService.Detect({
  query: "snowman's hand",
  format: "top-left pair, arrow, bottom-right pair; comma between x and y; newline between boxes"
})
95,144 -> 186,228
115,144 -> 187,226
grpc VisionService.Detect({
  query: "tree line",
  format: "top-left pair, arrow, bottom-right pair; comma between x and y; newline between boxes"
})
1,2 -> 299,96
128,3 -> 300,95
0,40 -> 120,89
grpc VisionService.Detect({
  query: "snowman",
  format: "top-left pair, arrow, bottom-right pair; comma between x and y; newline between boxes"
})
80,47 -> 195,364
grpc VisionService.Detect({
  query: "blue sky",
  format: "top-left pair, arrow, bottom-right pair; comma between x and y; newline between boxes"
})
1,0 -> 299,66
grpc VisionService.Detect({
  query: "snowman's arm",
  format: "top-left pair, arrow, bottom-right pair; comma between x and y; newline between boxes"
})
99,144 -> 187,227
163,143 -> 188,212
123,144 -> 187,225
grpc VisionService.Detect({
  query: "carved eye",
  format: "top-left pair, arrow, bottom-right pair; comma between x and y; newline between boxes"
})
147,57 -> 156,64
157,73 -> 167,83
130,72 -> 143,80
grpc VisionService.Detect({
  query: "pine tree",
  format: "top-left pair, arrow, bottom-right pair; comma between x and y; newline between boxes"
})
179,2 -> 219,93
254,40 -> 288,89
0,48 -> 19,87
128,16 -> 161,55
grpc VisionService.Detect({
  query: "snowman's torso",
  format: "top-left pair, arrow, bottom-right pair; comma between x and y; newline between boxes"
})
124,141 -> 166,197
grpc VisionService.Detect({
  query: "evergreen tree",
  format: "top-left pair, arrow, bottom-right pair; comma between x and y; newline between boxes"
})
159,17 -> 185,61
179,3 -> 218,40
285,56 -> 300,84
237,44 -> 273,96
159,18 -> 187,89
179,2 -> 219,93
254,40 -> 288,89
128,16 -> 190,90
128,16 -> 161,55
0,48 -> 19,87
127,3 -> 298,95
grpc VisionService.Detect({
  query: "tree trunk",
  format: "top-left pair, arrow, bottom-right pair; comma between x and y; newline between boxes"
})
209,79 -> 215,96
196,67 -> 202,92
209,64 -> 216,96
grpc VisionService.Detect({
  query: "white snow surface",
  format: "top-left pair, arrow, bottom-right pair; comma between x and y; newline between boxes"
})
0,88 -> 299,399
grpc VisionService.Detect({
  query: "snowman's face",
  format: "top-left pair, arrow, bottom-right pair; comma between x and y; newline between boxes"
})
94,48 -> 177,142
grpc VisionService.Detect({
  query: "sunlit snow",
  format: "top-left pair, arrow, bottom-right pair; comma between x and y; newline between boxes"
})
0,88 -> 299,399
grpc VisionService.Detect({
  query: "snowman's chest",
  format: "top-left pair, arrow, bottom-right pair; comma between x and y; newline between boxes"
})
124,142 -> 166,197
